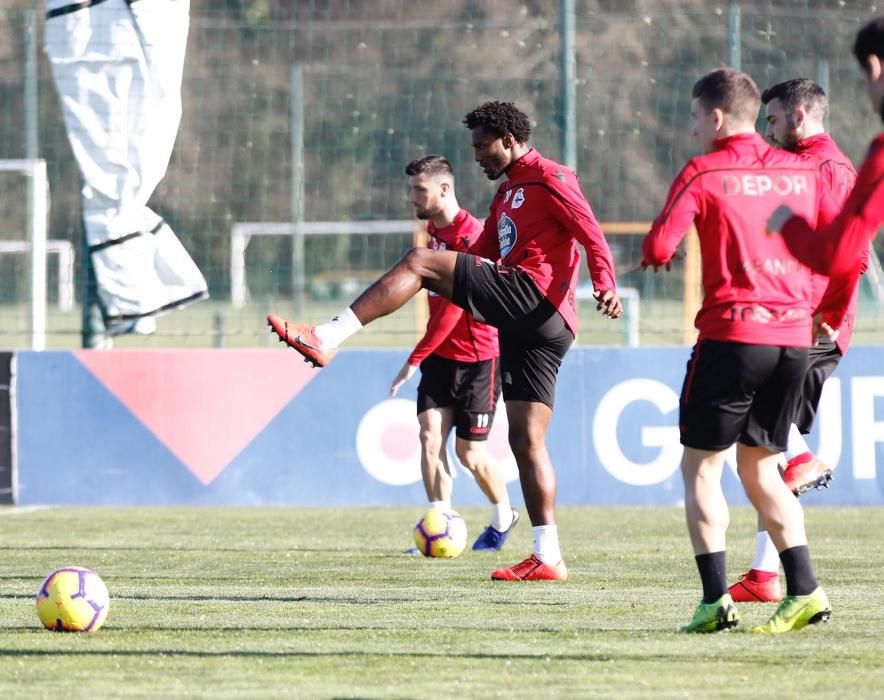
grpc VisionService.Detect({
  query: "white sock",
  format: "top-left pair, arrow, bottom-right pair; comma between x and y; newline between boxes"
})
314,307 -> 363,350
490,496 -> 513,531
786,424 -> 810,459
751,531 -> 781,573
430,499 -> 451,511
532,525 -> 562,564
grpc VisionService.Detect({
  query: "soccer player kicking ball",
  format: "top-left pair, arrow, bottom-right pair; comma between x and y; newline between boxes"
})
642,68 -> 831,634
269,101 -> 622,581
729,79 -> 859,604
771,17 -> 884,347
389,155 -> 519,553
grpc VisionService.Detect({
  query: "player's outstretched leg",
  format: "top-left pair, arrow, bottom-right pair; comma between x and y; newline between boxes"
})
268,248 -> 459,367
267,315 -> 337,368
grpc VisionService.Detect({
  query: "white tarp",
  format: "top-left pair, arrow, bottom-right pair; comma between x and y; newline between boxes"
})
45,0 -> 207,333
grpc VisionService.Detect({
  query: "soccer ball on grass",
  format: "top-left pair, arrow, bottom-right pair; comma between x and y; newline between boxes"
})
413,508 -> 468,558
35,566 -> 110,633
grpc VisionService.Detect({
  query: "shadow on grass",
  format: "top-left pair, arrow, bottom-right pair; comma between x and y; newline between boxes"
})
0,546 -> 346,553
0,647 -> 619,661
0,593 -> 568,606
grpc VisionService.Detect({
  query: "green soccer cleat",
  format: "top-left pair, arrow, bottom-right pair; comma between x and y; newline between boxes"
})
679,594 -> 740,633
751,587 -> 831,634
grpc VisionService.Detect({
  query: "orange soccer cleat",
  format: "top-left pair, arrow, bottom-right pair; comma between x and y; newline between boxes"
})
491,554 -> 567,581
728,569 -> 784,603
783,452 -> 833,496
267,314 -> 336,368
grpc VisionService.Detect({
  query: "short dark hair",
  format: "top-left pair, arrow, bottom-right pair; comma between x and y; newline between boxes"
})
854,16 -> 884,72
404,154 -> 453,178
462,101 -> 532,144
761,79 -> 828,122
692,68 -> 761,123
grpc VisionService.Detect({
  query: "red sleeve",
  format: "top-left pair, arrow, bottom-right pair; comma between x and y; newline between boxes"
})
815,145 -> 884,327
818,218 -> 881,328
782,158 -> 860,273
545,175 -> 617,290
642,161 -> 703,265
408,298 -> 465,365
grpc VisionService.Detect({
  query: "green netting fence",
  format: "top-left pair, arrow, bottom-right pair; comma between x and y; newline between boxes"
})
0,0 -> 881,348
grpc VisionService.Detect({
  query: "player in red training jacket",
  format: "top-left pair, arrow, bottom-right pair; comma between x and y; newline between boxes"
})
729,79 -> 858,605
769,17 -> 884,342
642,68 -> 831,634
388,155 -> 519,553
268,101 -> 621,582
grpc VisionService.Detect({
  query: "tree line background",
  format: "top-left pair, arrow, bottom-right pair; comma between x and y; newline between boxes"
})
0,0 -> 880,310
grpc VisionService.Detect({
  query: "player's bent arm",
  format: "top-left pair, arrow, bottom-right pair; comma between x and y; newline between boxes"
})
543,175 -> 617,290
815,171 -> 884,327
641,163 -> 702,268
817,217 -> 879,328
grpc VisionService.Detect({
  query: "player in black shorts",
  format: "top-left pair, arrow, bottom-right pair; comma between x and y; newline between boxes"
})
268,102 -> 621,582
451,255 -> 574,409
729,79 -> 858,604
406,355 -> 518,548
388,155 -> 518,553
643,69 -> 831,634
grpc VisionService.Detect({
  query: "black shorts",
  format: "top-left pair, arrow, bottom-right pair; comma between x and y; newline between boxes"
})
794,337 -> 841,435
680,339 -> 808,452
416,354 -> 501,441
452,253 -> 574,407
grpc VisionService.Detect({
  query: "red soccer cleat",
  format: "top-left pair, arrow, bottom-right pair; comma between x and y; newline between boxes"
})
728,569 -> 784,603
783,452 -> 833,496
267,314 -> 335,368
491,554 -> 567,581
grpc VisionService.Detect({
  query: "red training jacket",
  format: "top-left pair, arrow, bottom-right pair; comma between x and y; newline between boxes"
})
642,132 -> 821,347
472,149 -> 617,337
408,209 -> 499,365
784,133 -> 884,332
793,133 -> 859,354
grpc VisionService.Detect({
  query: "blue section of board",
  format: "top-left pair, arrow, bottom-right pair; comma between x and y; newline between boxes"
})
15,347 -> 884,506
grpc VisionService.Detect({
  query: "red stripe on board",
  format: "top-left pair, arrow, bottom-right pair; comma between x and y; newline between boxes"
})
73,350 -> 317,485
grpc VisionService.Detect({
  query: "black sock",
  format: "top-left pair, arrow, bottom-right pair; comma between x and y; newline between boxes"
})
780,545 -> 818,596
695,551 -> 728,603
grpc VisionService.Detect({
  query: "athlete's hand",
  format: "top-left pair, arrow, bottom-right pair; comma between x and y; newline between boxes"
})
593,289 -> 623,319
389,361 -> 418,397
767,204 -> 795,234
812,312 -> 839,345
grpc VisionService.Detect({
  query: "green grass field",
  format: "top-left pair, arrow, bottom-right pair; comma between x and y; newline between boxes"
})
1,505 -> 883,698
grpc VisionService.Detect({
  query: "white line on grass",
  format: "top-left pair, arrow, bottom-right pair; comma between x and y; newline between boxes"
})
0,505 -> 55,516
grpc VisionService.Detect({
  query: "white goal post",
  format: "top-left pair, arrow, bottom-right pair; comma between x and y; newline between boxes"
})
230,220 -> 417,309
0,240 -> 74,313
576,285 -> 640,347
0,159 -> 48,350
